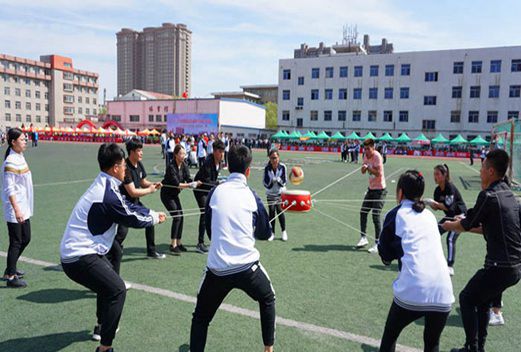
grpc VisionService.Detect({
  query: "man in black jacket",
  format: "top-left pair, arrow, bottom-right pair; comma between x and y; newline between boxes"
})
193,139 -> 225,253
443,149 -> 521,352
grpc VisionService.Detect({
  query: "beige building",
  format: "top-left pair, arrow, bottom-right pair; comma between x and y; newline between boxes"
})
0,53 -> 99,129
117,23 -> 191,97
240,84 -> 278,104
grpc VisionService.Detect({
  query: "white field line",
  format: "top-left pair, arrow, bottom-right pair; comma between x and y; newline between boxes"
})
459,162 -> 480,174
385,167 -> 404,180
33,178 -> 93,187
0,251 -> 420,352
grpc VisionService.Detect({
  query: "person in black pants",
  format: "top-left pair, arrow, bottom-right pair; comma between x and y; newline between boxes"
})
443,149 -> 521,352
429,164 -> 467,276
193,139 -> 225,253
161,144 -> 201,254
263,149 -> 288,241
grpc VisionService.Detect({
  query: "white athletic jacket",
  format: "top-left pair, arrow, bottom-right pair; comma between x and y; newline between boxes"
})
2,149 -> 33,223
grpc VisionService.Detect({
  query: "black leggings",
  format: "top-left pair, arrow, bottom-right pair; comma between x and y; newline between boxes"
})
190,263 -> 275,351
161,194 -> 184,240
267,196 -> 285,234
360,189 -> 387,240
5,220 -> 31,276
438,218 -> 460,267
194,192 -> 208,244
62,254 -> 126,347
380,301 -> 449,352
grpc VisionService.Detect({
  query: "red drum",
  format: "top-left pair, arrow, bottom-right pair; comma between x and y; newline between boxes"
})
281,190 -> 312,212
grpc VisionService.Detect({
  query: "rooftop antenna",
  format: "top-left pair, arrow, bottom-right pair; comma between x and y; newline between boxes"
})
342,24 -> 358,47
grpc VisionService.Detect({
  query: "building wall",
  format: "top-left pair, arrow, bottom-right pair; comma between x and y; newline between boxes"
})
219,99 -> 265,129
278,46 -> 521,139
241,86 -> 278,104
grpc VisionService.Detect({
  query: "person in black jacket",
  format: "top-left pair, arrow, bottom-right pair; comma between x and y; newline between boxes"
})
161,144 -> 201,255
429,164 -> 467,276
443,149 -> 521,352
193,139 -> 225,253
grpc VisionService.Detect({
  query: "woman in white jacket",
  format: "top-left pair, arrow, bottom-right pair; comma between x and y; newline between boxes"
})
2,128 -> 33,288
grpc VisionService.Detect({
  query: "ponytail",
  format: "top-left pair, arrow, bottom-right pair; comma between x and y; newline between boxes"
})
434,164 -> 450,182
4,128 -> 23,160
397,170 -> 426,213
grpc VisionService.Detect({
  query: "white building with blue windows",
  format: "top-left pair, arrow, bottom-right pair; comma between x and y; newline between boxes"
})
277,43 -> 521,140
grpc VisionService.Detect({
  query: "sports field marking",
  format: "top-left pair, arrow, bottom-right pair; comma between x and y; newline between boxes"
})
459,162 -> 480,174
0,251 -> 420,352
33,178 -> 93,187
311,167 -> 361,197
385,167 -> 404,180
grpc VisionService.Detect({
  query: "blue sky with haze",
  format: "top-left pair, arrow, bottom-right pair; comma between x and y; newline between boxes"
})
1,0 -> 519,101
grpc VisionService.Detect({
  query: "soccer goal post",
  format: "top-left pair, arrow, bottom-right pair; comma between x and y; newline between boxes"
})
492,119 -> 521,187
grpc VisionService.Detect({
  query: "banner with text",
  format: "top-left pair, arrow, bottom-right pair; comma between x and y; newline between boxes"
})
167,113 -> 219,135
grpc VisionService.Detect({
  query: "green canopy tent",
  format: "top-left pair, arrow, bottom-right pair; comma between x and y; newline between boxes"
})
377,133 -> 394,142
431,133 -> 449,144
394,133 -> 411,143
413,133 -> 430,145
469,135 -> 489,146
345,131 -> 361,140
287,131 -> 302,140
449,134 -> 468,145
361,132 -> 377,140
330,131 -> 345,140
301,131 -> 318,143
271,130 -> 288,139
315,131 -> 331,140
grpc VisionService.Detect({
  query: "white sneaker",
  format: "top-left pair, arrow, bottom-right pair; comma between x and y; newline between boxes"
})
125,281 -> 132,290
447,267 -> 455,276
367,244 -> 378,254
268,233 -> 275,241
281,231 -> 288,241
356,236 -> 369,248
489,311 -> 505,326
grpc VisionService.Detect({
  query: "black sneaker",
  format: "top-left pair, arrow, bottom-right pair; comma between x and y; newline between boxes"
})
95,348 -> 113,352
178,244 -> 188,252
16,269 -> 25,278
6,276 -> 27,288
450,347 -> 475,352
92,324 -> 101,341
196,243 -> 209,254
169,246 -> 181,255
147,251 -> 166,259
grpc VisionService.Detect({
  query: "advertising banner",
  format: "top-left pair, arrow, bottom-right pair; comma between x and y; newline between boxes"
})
167,113 -> 218,135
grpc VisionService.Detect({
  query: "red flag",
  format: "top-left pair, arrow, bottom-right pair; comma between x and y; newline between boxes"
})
182,91 -> 188,98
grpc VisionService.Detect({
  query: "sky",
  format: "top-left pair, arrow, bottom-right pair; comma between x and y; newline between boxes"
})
1,0 -> 520,102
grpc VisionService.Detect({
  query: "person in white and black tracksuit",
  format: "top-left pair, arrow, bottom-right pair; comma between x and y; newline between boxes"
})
378,170 -> 454,352
429,164 -> 467,275
263,148 -> 288,241
190,145 -> 275,352
60,143 -> 166,352
443,149 -> 521,352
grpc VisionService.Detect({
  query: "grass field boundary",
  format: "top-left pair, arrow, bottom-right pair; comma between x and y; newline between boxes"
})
459,162 -> 480,174
0,251 -> 420,352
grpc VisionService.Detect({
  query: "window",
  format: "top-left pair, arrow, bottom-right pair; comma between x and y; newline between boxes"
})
25,114 -> 31,122
148,114 -> 154,122
5,113 -> 10,121
425,72 -> 438,81
64,95 -> 74,103
508,111 -> 519,119
86,108 -> 90,115
324,89 -> 333,100
487,111 -> 498,123
93,109 -> 97,115
422,120 -> 436,130
15,101 -> 21,109
399,111 -> 409,122
452,86 -> 462,98
325,67 -> 334,78
470,86 -> 481,98
450,111 -> 461,123
512,59 -> 521,72
471,61 -> 482,73
36,103 -> 40,111
490,60 -> 501,73
354,66 -> 363,77
385,64 -> 394,76
44,92 -> 49,99
311,68 -> 320,79
383,110 -> 393,122
282,111 -> 290,121
368,110 -> 377,122
4,87 -> 9,95
324,110 -> 332,121
64,107 -> 74,115
310,110 -> 318,121
35,115 -> 41,123
453,61 -> 464,74
25,102 -> 31,110
63,72 -> 74,80
311,89 -> 319,100
384,88 -> 393,99
339,66 -> 348,77
509,85 -> 521,98
369,88 -> 378,99
353,88 -> 362,99
400,87 -> 409,99
298,76 -> 304,85
93,98 -> 97,105
129,115 -> 140,122
424,96 -> 437,105
401,64 -> 411,76
489,85 -> 500,98
338,89 -> 347,100
468,111 -> 479,123
15,114 -> 21,122
282,90 -> 290,100
15,88 -> 21,96
45,104 -> 48,111
35,91 -> 40,99
78,96 -> 82,103
4,100 -> 10,108
297,97 -> 304,106
63,83 -> 73,92
352,110 -> 361,121
283,69 -> 291,80
370,65 -> 379,77
338,110 -> 346,121
78,107 -> 82,114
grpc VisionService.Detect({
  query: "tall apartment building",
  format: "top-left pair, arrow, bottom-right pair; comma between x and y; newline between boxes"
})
278,43 -> 521,140
117,23 -> 191,97
0,53 -> 99,128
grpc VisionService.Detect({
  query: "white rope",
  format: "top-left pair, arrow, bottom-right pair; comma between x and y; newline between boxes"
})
311,167 -> 361,197
269,202 -> 295,224
312,207 -> 375,241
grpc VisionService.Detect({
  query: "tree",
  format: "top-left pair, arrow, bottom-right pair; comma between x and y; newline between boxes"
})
264,102 -> 278,129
